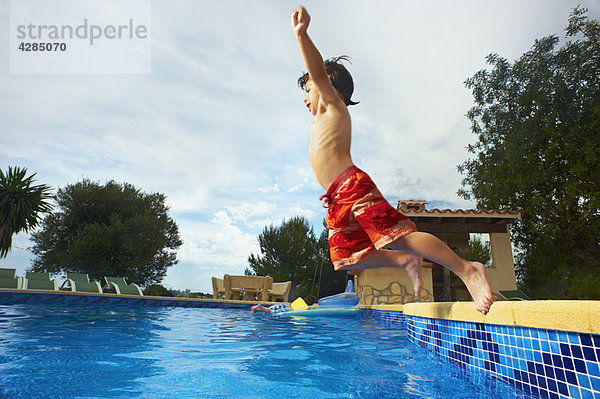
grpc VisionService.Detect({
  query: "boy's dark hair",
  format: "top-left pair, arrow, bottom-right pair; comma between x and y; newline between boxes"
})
304,295 -> 317,305
297,55 -> 359,106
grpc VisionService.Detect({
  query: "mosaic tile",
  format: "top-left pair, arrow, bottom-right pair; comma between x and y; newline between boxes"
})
359,308 -> 405,328
404,312 -> 600,399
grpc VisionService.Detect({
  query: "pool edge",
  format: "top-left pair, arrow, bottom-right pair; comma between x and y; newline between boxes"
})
402,301 -> 600,335
0,288 -> 280,309
361,301 -> 600,399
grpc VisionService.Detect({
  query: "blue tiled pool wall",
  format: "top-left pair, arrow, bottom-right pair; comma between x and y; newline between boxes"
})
406,314 -> 600,399
0,291 -> 252,310
359,308 -> 405,328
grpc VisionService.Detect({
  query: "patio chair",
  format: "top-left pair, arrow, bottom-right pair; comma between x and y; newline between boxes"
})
23,272 -> 58,291
61,273 -> 103,293
0,268 -> 21,289
103,277 -> 143,295
212,277 -> 225,299
268,281 -> 292,302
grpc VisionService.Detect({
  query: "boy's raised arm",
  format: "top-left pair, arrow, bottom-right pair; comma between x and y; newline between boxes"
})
291,6 -> 340,104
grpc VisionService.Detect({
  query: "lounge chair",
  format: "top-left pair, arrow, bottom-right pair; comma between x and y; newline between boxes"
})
212,277 -> 225,299
268,281 -> 292,302
498,289 -> 530,300
103,277 -> 143,295
23,272 -> 58,291
0,268 -> 21,289
61,273 -> 103,293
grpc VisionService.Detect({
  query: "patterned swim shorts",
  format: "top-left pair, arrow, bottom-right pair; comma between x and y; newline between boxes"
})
320,165 -> 418,270
268,304 -> 289,314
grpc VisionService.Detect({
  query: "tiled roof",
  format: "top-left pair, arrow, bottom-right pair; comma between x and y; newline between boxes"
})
400,207 -> 522,219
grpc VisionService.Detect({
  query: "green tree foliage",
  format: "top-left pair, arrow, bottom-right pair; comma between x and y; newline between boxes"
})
0,166 -> 52,258
31,179 -> 182,287
143,284 -> 175,297
469,236 -> 492,267
246,216 -> 329,297
458,7 -> 600,299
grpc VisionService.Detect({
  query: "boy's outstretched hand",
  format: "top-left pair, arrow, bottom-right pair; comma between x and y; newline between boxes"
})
292,6 -> 310,35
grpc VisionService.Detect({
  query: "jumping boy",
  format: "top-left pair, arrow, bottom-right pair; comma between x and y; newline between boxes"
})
291,6 -> 493,315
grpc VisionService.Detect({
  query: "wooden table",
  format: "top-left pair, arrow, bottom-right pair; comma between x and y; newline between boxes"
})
223,274 -> 273,301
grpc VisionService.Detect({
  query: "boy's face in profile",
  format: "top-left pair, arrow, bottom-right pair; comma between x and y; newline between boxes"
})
303,79 -> 319,116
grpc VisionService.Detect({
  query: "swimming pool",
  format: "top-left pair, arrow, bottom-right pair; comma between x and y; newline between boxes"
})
0,303 -> 536,398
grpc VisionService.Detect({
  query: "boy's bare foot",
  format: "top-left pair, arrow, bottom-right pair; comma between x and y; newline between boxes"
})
461,261 -> 493,314
404,257 -> 424,299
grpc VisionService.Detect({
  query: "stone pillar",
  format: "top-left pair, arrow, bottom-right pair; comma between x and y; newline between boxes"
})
353,265 -> 434,305
487,226 -> 518,291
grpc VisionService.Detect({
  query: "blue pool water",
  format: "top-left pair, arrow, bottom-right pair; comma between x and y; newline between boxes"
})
0,304 -> 536,398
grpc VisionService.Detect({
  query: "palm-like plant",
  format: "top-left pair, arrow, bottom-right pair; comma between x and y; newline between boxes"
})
0,167 -> 53,258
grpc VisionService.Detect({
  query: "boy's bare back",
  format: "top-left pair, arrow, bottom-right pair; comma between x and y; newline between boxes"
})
292,7 -> 354,189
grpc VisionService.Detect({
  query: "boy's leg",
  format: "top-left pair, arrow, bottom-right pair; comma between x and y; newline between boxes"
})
346,250 -> 424,298
387,231 -> 493,314
251,304 -> 272,313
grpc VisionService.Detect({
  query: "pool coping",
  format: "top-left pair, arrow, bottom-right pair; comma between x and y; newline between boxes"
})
360,301 -> 600,335
403,301 -> 600,335
0,288 -> 276,308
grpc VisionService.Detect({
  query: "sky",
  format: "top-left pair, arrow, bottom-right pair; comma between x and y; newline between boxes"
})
2,0 -> 599,293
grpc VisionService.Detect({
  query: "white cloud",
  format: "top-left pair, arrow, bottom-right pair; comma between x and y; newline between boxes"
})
166,211 -> 259,291
287,206 -> 317,221
258,184 -> 279,194
287,183 -> 304,193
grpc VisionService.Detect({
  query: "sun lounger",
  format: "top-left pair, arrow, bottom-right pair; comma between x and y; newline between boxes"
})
103,277 -> 143,295
268,281 -> 292,302
0,268 -> 21,289
61,273 -> 103,293
23,272 -> 58,290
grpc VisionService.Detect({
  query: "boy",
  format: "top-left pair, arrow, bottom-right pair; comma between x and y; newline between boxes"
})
291,6 -> 493,315
251,295 -> 317,314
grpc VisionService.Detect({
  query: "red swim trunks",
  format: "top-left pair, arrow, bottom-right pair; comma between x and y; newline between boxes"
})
321,165 -> 418,270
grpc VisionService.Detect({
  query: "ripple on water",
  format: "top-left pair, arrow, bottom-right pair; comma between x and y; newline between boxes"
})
0,304 -> 536,398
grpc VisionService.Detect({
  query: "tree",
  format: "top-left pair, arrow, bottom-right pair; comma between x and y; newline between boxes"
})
469,236 -> 491,267
458,7 -> 600,299
246,216 -> 329,297
31,179 -> 182,287
144,284 -> 175,297
0,166 -> 52,258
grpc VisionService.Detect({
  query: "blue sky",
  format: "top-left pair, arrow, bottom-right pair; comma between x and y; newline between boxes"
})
2,0 -> 598,293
